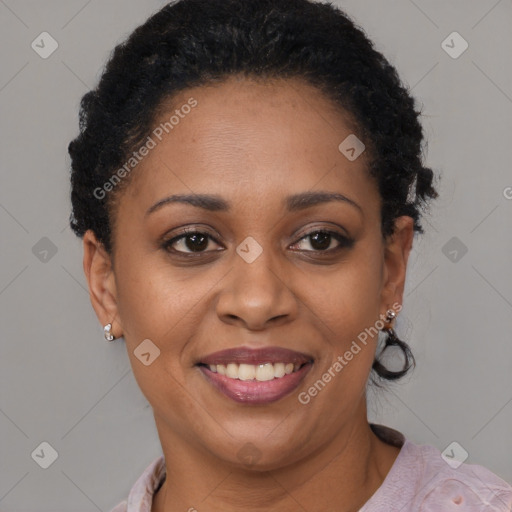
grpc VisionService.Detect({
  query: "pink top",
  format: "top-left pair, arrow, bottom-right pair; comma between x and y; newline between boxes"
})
110,425 -> 512,512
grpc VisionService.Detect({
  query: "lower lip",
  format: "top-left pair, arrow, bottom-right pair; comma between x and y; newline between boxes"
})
198,363 -> 312,405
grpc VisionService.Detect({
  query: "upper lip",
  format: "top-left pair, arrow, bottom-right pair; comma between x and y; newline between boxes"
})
198,346 -> 313,366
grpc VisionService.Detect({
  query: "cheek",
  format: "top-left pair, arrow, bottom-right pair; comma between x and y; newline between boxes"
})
115,258 -> 208,343
113,256 -> 206,412
113,249 -> 234,375
115,232 -> 385,346
302,240 -> 384,388
306,242 -> 384,334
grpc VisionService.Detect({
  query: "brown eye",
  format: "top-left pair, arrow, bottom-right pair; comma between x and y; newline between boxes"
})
292,230 -> 353,252
163,231 -> 221,254
308,231 -> 331,250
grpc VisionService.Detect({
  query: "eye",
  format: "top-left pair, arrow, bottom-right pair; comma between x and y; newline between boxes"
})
162,227 -> 353,257
291,230 -> 353,252
163,229 -> 222,254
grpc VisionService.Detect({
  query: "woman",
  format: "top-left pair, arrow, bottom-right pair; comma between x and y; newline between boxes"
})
68,0 -> 512,510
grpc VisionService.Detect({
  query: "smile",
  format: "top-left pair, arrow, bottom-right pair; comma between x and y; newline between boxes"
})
207,362 -> 300,381
197,346 -> 313,404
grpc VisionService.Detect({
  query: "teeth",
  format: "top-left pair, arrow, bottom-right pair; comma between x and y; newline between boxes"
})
256,362 -> 274,381
274,362 -> 285,378
238,363 -> 256,381
207,362 -> 302,381
226,363 -> 238,379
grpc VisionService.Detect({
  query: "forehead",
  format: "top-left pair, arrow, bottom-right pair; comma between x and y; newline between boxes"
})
121,76 -> 377,214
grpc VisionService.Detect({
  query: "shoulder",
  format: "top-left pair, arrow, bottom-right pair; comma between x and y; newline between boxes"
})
400,440 -> 512,511
110,501 -> 127,512
363,426 -> 512,511
108,454 -> 166,512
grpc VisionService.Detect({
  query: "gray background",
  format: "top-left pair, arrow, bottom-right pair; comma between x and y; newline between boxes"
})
1,0 -> 511,510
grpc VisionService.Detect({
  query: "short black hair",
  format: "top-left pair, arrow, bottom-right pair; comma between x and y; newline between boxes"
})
68,0 -> 438,381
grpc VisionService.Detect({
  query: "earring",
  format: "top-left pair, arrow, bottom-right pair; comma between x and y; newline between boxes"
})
381,309 -> 397,340
104,323 -> 115,341
373,306 -> 415,380
384,309 -> 396,326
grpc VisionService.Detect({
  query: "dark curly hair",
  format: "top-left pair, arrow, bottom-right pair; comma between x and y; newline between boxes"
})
68,0 -> 438,381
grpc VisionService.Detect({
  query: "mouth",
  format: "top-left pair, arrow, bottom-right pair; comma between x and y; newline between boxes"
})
197,346 -> 313,404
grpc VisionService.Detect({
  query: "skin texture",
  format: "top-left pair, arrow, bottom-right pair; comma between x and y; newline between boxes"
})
83,76 -> 414,512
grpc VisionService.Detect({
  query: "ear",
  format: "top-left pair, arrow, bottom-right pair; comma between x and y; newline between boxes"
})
83,230 -> 122,338
380,216 -> 414,310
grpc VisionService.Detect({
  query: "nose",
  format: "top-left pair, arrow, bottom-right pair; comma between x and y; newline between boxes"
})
215,247 -> 299,331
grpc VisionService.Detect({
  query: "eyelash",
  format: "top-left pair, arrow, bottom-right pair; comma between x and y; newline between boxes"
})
161,227 -> 354,258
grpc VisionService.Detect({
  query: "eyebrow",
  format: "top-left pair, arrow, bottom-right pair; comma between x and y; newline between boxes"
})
145,191 -> 362,217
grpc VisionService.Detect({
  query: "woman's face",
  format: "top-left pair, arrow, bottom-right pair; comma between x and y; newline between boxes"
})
84,76 -> 412,470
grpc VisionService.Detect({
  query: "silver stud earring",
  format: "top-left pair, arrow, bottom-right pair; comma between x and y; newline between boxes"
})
385,309 -> 396,324
104,323 -> 115,341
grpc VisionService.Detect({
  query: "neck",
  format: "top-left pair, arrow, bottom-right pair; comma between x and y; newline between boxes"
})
152,404 -> 400,512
